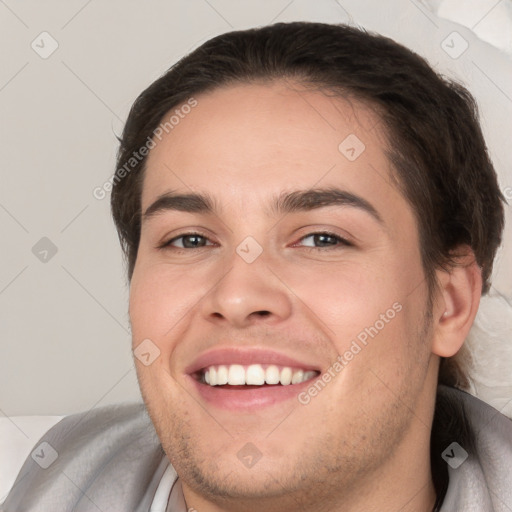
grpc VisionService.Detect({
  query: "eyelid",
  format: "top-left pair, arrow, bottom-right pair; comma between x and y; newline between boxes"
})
292,231 -> 353,248
159,229 -> 353,251
158,230 -> 215,250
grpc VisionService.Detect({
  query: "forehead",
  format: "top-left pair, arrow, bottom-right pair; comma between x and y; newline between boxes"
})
141,81 -> 406,226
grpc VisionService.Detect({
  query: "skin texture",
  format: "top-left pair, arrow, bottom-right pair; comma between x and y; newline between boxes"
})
129,81 -> 482,512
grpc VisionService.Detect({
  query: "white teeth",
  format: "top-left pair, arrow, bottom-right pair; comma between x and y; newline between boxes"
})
303,370 -> 317,381
246,364 -> 265,385
265,365 -> 280,385
279,367 -> 292,385
228,364 -> 245,385
217,365 -> 228,385
202,364 -> 317,386
291,369 -> 304,384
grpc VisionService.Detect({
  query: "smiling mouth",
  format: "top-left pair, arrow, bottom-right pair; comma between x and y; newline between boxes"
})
194,363 -> 320,387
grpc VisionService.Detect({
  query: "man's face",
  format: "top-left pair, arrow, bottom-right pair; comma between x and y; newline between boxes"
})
129,82 -> 438,507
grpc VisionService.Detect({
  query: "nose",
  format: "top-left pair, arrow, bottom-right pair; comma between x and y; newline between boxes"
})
200,249 -> 293,329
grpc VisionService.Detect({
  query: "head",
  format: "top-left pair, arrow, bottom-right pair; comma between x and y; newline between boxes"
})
112,22 -> 505,511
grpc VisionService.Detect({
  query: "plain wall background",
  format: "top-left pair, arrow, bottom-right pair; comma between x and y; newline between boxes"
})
1,0 -> 511,416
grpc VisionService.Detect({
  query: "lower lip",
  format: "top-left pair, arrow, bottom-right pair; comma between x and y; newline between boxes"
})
187,375 -> 317,411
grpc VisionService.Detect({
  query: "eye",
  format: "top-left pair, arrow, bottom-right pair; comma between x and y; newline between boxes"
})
158,231 -> 352,251
159,232 -> 214,250
295,231 -> 352,249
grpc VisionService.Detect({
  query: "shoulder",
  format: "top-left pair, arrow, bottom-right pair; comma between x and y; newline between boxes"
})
3,402 -> 167,511
436,385 -> 512,511
437,384 -> 512,448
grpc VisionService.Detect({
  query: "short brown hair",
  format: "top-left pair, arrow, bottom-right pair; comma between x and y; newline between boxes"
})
111,22 -> 506,388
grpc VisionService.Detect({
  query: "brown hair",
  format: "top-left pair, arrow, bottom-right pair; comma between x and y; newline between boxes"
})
111,22 -> 505,390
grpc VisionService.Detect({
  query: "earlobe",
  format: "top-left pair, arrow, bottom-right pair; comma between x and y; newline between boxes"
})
431,248 -> 482,358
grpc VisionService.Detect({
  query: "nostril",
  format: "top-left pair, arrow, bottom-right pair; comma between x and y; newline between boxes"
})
256,311 -> 271,317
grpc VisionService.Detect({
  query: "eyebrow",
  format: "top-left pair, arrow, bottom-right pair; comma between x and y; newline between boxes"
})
143,191 -> 218,221
142,187 -> 383,225
270,188 -> 383,224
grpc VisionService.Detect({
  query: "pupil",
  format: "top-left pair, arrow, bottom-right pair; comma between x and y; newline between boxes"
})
316,234 -> 334,246
184,235 -> 203,248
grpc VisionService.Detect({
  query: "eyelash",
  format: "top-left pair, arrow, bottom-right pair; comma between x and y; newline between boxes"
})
158,231 -> 353,251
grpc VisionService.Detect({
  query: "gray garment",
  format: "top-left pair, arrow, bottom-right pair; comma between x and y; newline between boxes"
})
440,387 -> 512,511
3,386 -> 512,511
2,403 -> 170,512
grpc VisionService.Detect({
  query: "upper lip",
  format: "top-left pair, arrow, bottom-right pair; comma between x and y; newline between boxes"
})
185,347 -> 322,375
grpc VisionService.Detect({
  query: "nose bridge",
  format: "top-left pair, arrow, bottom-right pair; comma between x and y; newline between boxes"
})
202,238 -> 293,327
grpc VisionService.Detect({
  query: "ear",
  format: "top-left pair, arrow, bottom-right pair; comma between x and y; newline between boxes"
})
431,246 -> 483,358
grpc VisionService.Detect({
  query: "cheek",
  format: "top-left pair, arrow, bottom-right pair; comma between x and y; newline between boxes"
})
285,257 -> 405,337
286,249 -> 427,368
129,264 -> 195,405
129,264 -> 194,352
